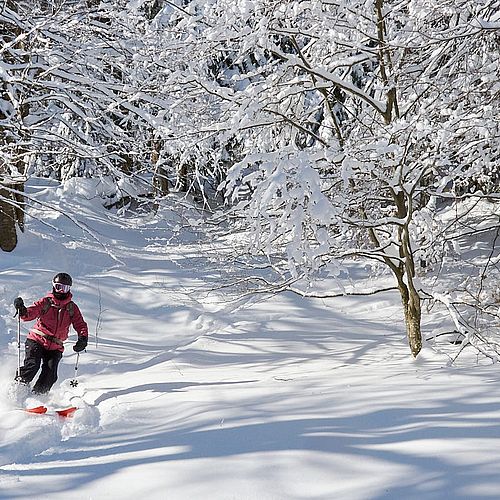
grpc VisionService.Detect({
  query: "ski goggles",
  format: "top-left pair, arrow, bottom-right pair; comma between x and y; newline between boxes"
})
53,282 -> 71,293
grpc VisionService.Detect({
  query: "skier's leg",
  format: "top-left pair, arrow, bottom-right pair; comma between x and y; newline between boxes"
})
32,349 -> 62,395
17,339 -> 43,384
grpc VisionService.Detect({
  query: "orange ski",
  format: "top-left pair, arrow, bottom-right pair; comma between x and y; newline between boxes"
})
25,405 -> 48,414
55,406 -> 78,417
23,405 -> 77,417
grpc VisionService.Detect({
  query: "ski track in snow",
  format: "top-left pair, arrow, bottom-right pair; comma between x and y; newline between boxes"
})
1,179 -> 500,499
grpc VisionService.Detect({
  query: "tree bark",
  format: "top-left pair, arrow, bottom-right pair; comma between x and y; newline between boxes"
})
0,184 -> 18,252
365,188 -> 423,356
151,138 -> 169,196
398,279 -> 422,357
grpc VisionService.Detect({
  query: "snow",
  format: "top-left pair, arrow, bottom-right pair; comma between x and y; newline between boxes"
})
1,179 -> 500,499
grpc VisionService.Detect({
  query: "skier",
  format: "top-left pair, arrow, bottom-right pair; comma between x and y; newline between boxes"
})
13,272 -> 88,395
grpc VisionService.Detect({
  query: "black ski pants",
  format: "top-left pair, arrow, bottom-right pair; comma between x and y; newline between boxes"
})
18,339 -> 63,394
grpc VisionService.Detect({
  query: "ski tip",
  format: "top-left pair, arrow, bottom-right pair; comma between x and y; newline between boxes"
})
25,405 -> 48,414
55,406 -> 78,417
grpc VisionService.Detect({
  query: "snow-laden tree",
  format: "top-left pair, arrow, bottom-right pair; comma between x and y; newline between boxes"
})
1,0 -> 498,358
1,0 -> 30,250
149,0 -> 500,356
0,0 -> 174,227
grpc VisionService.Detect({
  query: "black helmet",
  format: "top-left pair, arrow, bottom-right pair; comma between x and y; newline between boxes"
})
53,272 -> 73,286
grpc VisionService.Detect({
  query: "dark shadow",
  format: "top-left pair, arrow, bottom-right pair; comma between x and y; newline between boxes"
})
2,393 -> 500,499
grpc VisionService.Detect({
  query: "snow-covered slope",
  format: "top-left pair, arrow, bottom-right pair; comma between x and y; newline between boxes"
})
1,179 -> 500,499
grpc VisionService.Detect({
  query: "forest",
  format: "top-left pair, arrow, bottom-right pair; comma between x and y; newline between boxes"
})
1,0 -> 499,358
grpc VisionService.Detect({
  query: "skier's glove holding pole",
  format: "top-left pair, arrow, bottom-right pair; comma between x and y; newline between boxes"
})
14,297 -> 27,317
73,336 -> 88,352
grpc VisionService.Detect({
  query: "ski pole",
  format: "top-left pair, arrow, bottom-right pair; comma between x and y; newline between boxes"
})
16,312 -> 21,379
70,352 -> 80,387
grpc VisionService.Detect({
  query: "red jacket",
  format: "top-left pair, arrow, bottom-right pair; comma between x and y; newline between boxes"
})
21,292 -> 88,352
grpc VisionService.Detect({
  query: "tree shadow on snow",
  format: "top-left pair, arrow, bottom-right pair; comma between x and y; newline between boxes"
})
3,387 -> 500,499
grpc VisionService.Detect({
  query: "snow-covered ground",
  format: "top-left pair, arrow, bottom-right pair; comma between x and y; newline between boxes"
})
1,179 -> 500,499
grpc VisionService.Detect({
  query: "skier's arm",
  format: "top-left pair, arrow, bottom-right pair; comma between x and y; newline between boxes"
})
71,304 -> 89,352
71,303 -> 88,338
15,297 -> 45,321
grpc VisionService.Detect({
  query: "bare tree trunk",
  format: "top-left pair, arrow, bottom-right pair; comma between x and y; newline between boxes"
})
177,162 -> 189,192
0,184 -> 18,252
397,276 -> 422,357
405,288 -> 422,357
394,190 -> 423,357
375,0 -> 399,124
0,0 -> 27,250
364,187 -> 423,356
151,137 -> 169,196
154,165 -> 169,196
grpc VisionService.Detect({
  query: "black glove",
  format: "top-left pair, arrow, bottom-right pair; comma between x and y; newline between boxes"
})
14,297 -> 27,316
73,336 -> 88,352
